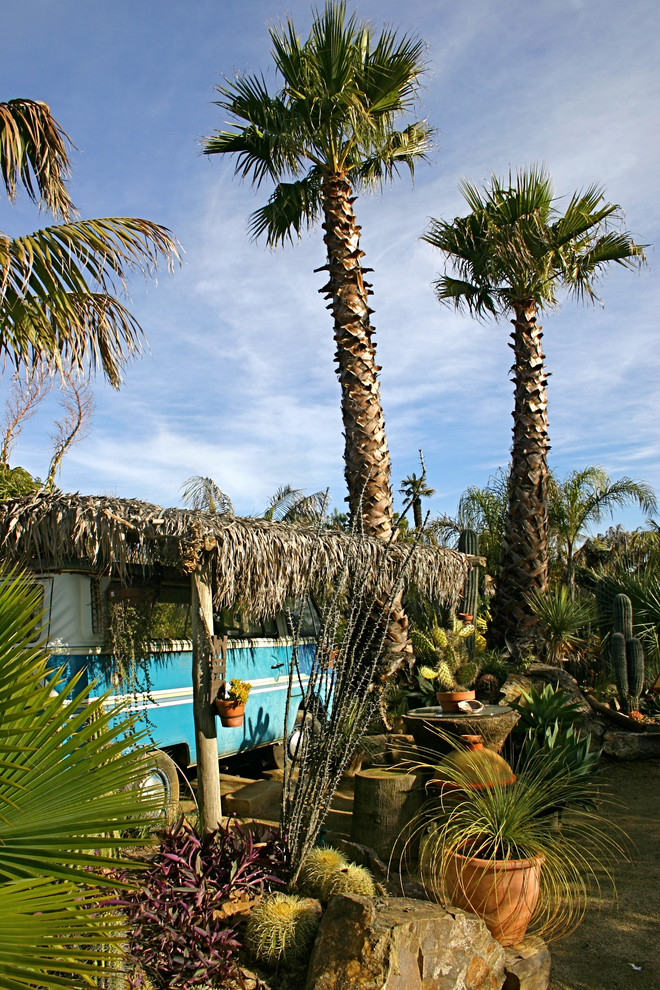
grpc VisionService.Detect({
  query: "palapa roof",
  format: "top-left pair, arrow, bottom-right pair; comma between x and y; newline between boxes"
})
0,492 -> 471,615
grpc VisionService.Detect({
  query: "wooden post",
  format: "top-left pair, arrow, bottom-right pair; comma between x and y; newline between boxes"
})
191,556 -> 222,831
350,768 -> 426,862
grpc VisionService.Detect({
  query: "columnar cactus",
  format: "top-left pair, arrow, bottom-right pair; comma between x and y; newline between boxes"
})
611,593 -> 645,713
458,529 -> 479,658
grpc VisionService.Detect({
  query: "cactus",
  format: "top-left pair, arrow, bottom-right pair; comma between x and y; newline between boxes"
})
245,892 -> 321,966
297,847 -> 376,902
458,529 -> 479,658
454,661 -> 479,689
613,593 -> 633,640
434,660 -> 456,691
627,637 -> 645,707
610,632 -> 628,698
610,594 -> 645,713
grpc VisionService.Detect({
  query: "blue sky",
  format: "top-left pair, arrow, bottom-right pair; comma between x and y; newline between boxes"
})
1,0 -> 658,533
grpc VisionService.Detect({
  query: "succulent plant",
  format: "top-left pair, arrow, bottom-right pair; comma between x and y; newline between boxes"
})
458,529 -> 480,658
611,594 -> 645,713
245,892 -> 321,967
297,846 -> 375,902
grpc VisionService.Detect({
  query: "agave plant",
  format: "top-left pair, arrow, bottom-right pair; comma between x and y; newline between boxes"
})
0,568 -> 166,989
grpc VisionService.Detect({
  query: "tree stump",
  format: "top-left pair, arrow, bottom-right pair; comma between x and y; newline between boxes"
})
350,768 -> 425,864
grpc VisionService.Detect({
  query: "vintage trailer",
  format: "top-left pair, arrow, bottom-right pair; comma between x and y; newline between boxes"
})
32,569 -> 316,800
0,492 -> 470,819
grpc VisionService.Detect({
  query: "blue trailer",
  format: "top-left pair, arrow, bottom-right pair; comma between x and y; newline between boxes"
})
33,570 -> 316,804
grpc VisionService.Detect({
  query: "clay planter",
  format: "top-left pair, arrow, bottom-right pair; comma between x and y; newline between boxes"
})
214,698 -> 245,727
437,690 -> 476,713
445,847 -> 543,946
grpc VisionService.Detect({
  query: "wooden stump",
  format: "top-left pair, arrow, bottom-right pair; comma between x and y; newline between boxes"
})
350,768 -> 425,864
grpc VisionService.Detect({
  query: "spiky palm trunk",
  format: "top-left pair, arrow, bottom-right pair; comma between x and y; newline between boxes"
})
320,172 -> 393,541
319,171 -> 409,669
488,302 -> 549,652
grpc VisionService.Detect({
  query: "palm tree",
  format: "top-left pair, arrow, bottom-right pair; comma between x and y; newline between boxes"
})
1,98 -> 179,386
203,2 -> 432,543
549,466 -> 656,595
424,166 -> 645,651
400,458 -> 435,531
0,568 -> 165,988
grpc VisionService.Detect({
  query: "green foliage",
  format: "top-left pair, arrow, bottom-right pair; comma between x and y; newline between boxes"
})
510,682 -> 583,739
246,892 -> 321,967
227,678 -> 252,705
0,567 -> 166,989
526,585 -> 596,665
402,731 -> 627,942
0,463 -> 41,499
204,1 -> 433,247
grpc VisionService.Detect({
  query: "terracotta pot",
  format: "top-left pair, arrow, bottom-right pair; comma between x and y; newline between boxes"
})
445,847 -> 543,946
436,690 -> 476,713
214,698 -> 245,727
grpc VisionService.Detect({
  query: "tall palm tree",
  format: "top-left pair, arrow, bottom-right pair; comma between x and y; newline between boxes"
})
425,167 -> 645,651
549,466 -> 656,594
1,98 -> 179,386
203,1 -> 432,544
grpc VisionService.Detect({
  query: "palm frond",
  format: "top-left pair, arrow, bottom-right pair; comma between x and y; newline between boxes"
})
0,218 -> 179,385
180,475 -> 234,514
248,173 -> 324,246
0,99 -> 75,220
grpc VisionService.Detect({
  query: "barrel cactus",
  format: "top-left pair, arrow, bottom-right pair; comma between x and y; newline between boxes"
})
245,893 -> 321,966
297,846 -> 375,902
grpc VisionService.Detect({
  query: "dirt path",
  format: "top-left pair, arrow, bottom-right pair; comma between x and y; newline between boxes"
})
549,758 -> 660,990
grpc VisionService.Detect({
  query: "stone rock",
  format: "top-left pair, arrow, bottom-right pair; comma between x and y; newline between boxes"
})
503,937 -> 550,990
305,892 -> 506,990
602,728 -> 660,760
500,666 -> 590,714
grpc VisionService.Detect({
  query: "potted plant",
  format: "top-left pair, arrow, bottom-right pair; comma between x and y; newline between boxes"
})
401,731 -> 627,946
215,678 -> 252,727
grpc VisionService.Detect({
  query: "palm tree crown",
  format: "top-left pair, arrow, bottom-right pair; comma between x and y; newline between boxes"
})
549,466 -> 656,593
425,166 -> 644,317
425,166 -> 645,652
1,98 -> 179,386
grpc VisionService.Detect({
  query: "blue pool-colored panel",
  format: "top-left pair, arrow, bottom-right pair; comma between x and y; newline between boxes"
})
49,640 -> 315,765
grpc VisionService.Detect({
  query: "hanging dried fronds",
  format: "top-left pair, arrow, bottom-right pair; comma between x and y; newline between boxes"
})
0,492 -> 471,616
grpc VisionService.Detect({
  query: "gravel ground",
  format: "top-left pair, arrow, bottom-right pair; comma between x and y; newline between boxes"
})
549,758 -> 660,990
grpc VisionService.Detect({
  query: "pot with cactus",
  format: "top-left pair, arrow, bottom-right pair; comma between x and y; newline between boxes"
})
409,612 -> 484,710
215,678 -> 252,727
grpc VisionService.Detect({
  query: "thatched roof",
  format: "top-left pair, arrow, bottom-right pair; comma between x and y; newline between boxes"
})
0,492 -> 472,615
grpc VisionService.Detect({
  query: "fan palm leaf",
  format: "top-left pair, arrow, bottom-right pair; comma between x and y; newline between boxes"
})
0,568 -> 166,988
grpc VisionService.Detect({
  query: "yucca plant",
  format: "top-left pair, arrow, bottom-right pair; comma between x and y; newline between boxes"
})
526,585 -> 597,665
0,567 -> 166,989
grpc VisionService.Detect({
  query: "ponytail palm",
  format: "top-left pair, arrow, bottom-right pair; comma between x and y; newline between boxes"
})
1,98 -> 179,386
425,167 -> 645,651
204,1 -> 432,542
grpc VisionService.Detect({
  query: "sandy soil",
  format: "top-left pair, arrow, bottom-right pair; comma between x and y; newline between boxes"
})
549,758 -> 660,990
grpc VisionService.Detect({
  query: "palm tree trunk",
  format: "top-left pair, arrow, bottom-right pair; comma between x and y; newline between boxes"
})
319,171 -> 410,670
488,302 -> 550,653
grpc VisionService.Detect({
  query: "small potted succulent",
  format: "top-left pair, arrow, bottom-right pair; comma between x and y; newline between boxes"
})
215,678 -> 252,727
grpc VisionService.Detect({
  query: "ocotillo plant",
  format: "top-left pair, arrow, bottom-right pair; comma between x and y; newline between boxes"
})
611,593 -> 645,713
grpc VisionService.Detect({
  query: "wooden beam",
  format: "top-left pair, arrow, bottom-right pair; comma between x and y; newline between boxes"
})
191,557 -> 222,831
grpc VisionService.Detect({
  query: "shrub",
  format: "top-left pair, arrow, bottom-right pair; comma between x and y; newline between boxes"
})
116,817 -> 287,988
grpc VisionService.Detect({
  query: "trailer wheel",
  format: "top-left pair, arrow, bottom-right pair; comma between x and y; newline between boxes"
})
269,711 -> 322,770
137,749 -> 180,815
